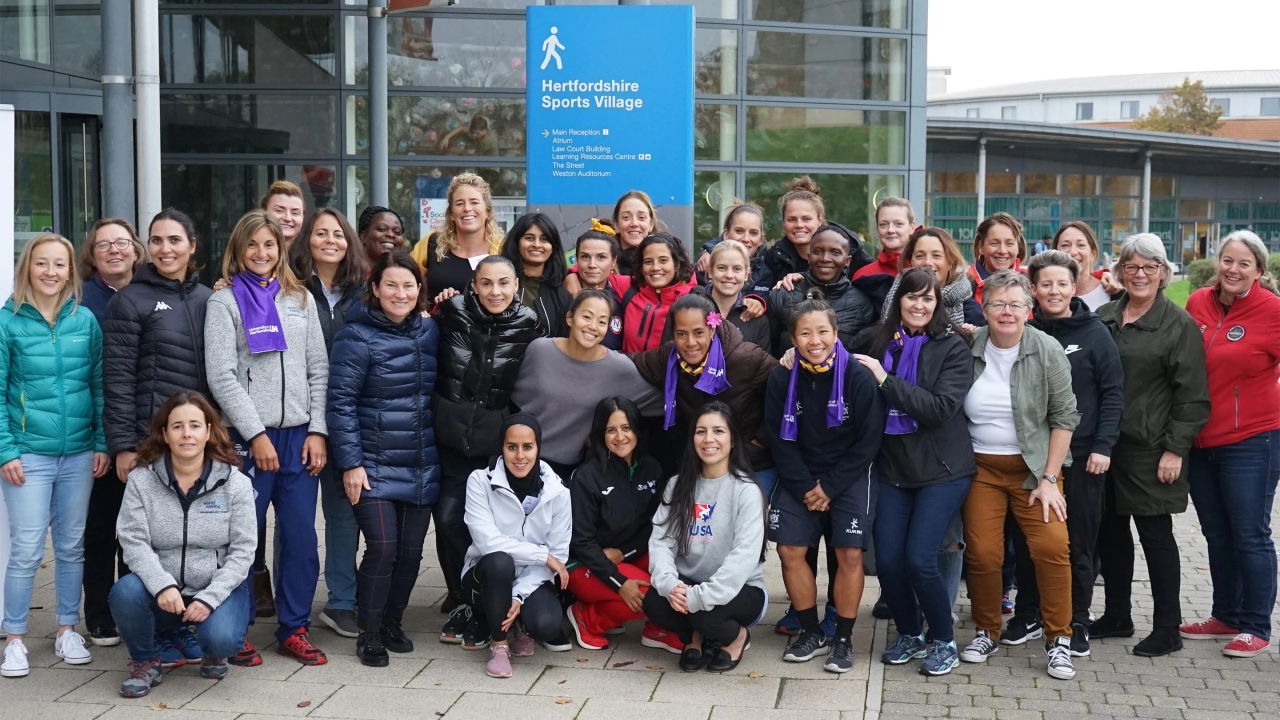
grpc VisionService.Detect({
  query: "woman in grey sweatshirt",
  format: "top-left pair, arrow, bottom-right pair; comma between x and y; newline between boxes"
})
646,401 -> 768,674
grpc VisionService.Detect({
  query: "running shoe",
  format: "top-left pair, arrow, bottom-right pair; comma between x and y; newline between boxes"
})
440,604 -> 471,644
641,623 -> 684,654
824,638 -> 854,673
119,659 -> 162,697
882,633 -> 927,665
775,606 -> 800,636
782,630 -> 830,663
960,630 -> 999,663
229,635 -> 262,667
920,640 -> 959,676
277,628 -> 327,665
1000,616 -> 1043,646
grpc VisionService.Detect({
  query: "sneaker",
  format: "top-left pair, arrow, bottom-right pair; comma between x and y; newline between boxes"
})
167,628 -> 203,662
357,631 -> 389,667
278,628 -> 328,665
461,617 -> 490,650
567,604 -> 609,651
1000,616 -> 1043,646
55,630 -> 93,665
871,595 -> 892,620
775,606 -> 800,636
440,604 -> 471,644
1069,621 -> 1091,657
1045,636 -> 1075,680
1180,616 -> 1240,640
882,633 -> 927,665
1,639 -> 29,678
119,659 -> 162,697
379,620 -> 414,654
200,656 -> 229,680
486,644 -> 513,678
319,609 -> 360,639
90,625 -> 121,647
157,634 -> 187,668
1132,628 -> 1183,657
1001,592 -> 1014,615
1089,614 -> 1135,639
641,623 -> 684,654
538,632 -> 572,652
920,640 -> 960,676
820,605 -> 838,640
783,630 -> 830,662
1222,633 -> 1272,658
229,636 -> 262,667
824,637 -> 854,673
510,628 -> 536,657
960,630 -> 999,663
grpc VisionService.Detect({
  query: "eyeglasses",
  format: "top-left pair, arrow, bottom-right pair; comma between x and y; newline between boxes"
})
94,239 -> 133,252
1122,263 -> 1162,276
988,302 -> 1028,314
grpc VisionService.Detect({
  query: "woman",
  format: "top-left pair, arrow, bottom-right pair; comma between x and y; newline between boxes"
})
432,255 -> 542,645
695,201 -> 767,279
882,227 -> 985,329
260,180 -> 306,247
358,205 -> 406,266
512,291 -> 661,477
764,291 -> 884,674
462,415 -> 573,679
615,233 -> 699,352
769,225 -> 877,352
0,234 -> 110,679
646,402 -> 768,673
77,217 -> 145,648
755,177 -> 822,289
288,208 -> 370,640
1092,234 -> 1210,658
109,392 -> 255,697
565,397 -> 667,650
328,251 -> 440,667
707,240 -> 772,352
852,197 -> 915,309
205,210 -> 330,666
855,268 -> 973,677
568,222 -> 625,348
1002,251 -> 1123,657
957,270 -> 1078,680
612,190 -> 660,276
1053,222 -> 1115,311
500,213 -> 571,337
1183,230 -> 1280,658
410,173 -> 505,306
967,212 -> 1027,305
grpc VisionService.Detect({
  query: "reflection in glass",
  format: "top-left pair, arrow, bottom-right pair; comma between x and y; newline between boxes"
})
348,165 -> 528,243
695,104 -> 736,162
344,15 -> 526,89
162,95 -> 338,155
984,174 -> 1016,194
348,95 -> 526,157
160,15 -> 336,84
746,32 -> 905,101
745,106 -> 904,165
1064,175 -> 1099,195
1023,174 -> 1059,195
552,0 -> 735,18
1103,175 -> 1139,196
695,170 -> 738,242
745,172 -> 903,241
750,0 -> 907,28
929,173 -> 975,193
53,0 -> 100,76
696,27 -> 737,95
1,0 -> 50,64
13,112 -> 54,249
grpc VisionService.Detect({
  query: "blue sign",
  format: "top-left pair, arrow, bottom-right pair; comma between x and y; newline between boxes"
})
526,6 -> 694,205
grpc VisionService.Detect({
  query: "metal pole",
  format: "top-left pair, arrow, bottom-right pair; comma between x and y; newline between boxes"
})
134,0 -> 161,230
368,0 -> 388,207
976,136 -> 987,225
102,0 -> 135,222
1,105 -> 15,299
1141,149 -> 1152,234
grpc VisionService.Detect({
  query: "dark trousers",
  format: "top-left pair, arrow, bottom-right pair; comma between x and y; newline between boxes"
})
642,583 -> 765,646
351,497 -> 432,633
1011,456 -> 1105,625
435,452 -> 484,607
462,551 -> 564,643
1098,486 -> 1182,630
873,477 -> 972,643
1189,430 -> 1280,639
1002,514 -> 1017,591
82,469 -> 129,630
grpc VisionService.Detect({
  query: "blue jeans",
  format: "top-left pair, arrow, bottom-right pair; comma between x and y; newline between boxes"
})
938,509 -> 965,611
2,451 -> 94,634
318,460 -> 359,611
109,573 -> 249,661
1189,429 -> 1280,639
755,467 -> 778,499
873,477 -> 972,643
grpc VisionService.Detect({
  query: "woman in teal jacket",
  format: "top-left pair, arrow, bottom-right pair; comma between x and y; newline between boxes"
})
0,233 -> 110,679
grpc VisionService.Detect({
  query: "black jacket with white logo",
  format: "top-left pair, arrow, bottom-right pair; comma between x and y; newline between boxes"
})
568,455 -> 666,591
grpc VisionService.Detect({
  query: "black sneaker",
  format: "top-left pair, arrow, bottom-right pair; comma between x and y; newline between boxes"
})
1132,628 -> 1182,657
782,630 -> 830,662
379,620 -> 414,653
872,595 -> 892,620
319,609 -> 360,639
1069,621 -> 1091,657
1000,616 -> 1044,646
357,632 -> 389,667
960,630 -> 999,663
90,625 -> 120,647
538,633 -> 573,652
440,604 -> 471,644
1088,614 -> 1135,639
461,616 -> 490,650
824,638 -> 854,674
1045,636 -> 1075,680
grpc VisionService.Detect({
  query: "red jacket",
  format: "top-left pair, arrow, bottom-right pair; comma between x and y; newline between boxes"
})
967,259 -> 1024,306
852,250 -> 901,280
610,275 -> 697,352
1186,282 -> 1280,448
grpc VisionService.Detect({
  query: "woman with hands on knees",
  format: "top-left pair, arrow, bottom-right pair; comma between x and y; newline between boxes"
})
462,415 -> 574,679
109,392 -> 255,698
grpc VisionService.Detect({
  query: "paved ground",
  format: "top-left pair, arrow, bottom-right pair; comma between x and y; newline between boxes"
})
4,504 -> 1278,720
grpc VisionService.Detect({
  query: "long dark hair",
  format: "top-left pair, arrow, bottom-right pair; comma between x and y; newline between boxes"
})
659,287 -> 729,345
584,397 -> 647,473
632,232 -> 694,289
363,250 -> 426,313
148,207 -> 201,276
136,391 -> 241,469
869,266 -> 952,359
290,208 -> 370,292
502,212 -> 567,287
659,402 -> 768,560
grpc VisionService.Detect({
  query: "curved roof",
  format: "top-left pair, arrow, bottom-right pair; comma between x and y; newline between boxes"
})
930,70 -> 1280,103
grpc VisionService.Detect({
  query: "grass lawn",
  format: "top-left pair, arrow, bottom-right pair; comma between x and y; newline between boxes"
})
1165,278 -> 1190,307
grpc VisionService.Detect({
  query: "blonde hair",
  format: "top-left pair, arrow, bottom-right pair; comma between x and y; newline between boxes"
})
779,176 -> 825,222
875,197 -> 916,226
77,218 -> 146,282
710,238 -> 752,268
435,173 -> 504,261
14,234 -> 81,315
259,180 -> 303,210
220,210 -> 307,304
613,190 -> 660,235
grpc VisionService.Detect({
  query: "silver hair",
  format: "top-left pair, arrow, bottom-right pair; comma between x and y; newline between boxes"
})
981,269 -> 1033,307
1217,229 -> 1279,295
1116,233 -> 1173,289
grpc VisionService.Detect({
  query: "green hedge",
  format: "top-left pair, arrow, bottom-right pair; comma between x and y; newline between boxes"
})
1187,259 -> 1215,290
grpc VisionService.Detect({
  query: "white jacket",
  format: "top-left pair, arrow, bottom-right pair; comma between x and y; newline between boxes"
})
462,460 -> 572,603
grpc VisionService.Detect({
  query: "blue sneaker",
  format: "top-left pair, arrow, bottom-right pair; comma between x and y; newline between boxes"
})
775,606 -> 800,636
820,605 -> 838,640
920,640 -> 960,676
882,632 -> 927,665
156,634 -> 187,668
165,629 -> 202,662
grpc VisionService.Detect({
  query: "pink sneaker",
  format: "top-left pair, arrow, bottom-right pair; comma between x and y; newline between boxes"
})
509,628 -> 535,658
486,644 -> 513,678
640,622 -> 684,654
1180,617 -> 1239,640
1222,633 -> 1271,658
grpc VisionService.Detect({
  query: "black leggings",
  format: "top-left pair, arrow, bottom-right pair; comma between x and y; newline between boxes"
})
351,498 -> 433,633
435,453 -> 486,607
462,552 -> 564,643
643,583 -> 765,646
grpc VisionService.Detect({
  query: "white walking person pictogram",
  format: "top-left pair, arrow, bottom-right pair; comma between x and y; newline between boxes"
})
540,26 -> 565,70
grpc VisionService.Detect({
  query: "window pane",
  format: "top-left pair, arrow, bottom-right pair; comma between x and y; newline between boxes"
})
1067,198 -> 1100,218
53,0 -> 100,75
985,173 -> 1016,194
1023,173 -> 1059,194
1000,106 -> 1015,120
1150,198 -> 1177,220
345,15 -> 526,89
1064,174 -> 1098,195
1110,199 -> 1139,218
1,0 -> 50,64
162,94 -> 338,154
930,172 -> 975,193
160,15 -> 336,84
745,32 -> 905,101
1151,176 -> 1176,197
1181,200 -> 1211,218
13,112 -> 53,251
986,197 -> 1018,216
696,104 -> 736,161
554,0 -> 735,18
745,106 -> 905,165
348,165 -> 527,243
695,170 -> 737,241
1023,198 -> 1061,218
745,172 -> 903,241
347,95 -> 525,157
696,27 -> 737,95
749,0 -> 908,28
965,108 -> 979,118
1103,175 -> 1139,196
1075,102 -> 1093,120
1263,98 -> 1280,117
930,196 -> 977,218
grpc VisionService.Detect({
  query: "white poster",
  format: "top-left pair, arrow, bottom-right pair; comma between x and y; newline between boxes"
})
418,197 -> 527,241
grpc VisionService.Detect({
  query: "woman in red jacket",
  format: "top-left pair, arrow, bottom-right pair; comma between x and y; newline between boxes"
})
1182,229 -> 1280,659
966,213 -> 1026,306
614,233 -> 697,352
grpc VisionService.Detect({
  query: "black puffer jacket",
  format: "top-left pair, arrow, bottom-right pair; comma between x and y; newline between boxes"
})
308,281 -> 363,354
103,264 -> 213,455
769,273 -> 877,353
518,278 -> 571,339
432,291 -> 541,458
327,302 -> 440,506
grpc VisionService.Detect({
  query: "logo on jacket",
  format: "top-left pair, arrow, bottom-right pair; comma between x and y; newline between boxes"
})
638,479 -> 656,493
198,495 -> 228,514
1227,325 -> 1246,342
154,301 -> 172,311
1063,344 -> 1081,355
610,316 -> 622,334
602,486 -> 614,495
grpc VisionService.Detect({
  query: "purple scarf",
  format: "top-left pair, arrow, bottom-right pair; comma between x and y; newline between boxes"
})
231,272 -> 288,354
779,342 -> 848,441
663,333 -> 732,429
883,326 -> 928,435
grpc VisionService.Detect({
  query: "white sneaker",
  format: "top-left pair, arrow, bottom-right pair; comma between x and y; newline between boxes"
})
2,639 -> 29,677
56,630 -> 93,665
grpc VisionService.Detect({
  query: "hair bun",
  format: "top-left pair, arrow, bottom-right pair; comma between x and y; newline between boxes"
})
789,175 -> 821,195
804,288 -> 826,302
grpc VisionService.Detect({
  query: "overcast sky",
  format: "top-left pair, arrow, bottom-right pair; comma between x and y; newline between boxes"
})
927,0 -> 1280,93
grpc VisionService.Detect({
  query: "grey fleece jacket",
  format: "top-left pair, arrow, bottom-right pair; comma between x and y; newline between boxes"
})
117,458 -> 257,610
205,288 -> 329,439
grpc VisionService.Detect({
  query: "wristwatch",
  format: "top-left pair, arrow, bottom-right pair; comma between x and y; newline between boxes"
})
1041,473 -> 1059,484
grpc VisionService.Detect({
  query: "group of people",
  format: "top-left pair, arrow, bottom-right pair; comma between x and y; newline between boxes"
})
0,171 -> 1276,698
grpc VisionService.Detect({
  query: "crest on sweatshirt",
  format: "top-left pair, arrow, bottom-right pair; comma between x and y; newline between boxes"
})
689,502 -> 717,540
1227,325 -> 1245,342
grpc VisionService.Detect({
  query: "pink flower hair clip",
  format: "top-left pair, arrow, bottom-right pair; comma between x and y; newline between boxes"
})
706,312 -> 723,329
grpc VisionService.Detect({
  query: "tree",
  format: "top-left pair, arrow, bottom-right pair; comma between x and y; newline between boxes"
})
1131,78 -> 1223,136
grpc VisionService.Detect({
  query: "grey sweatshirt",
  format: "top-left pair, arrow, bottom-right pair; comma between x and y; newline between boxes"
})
648,472 -> 767,614
117,458 -> 257,609
511,338 -> 661,465
205,288 -> 329,439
